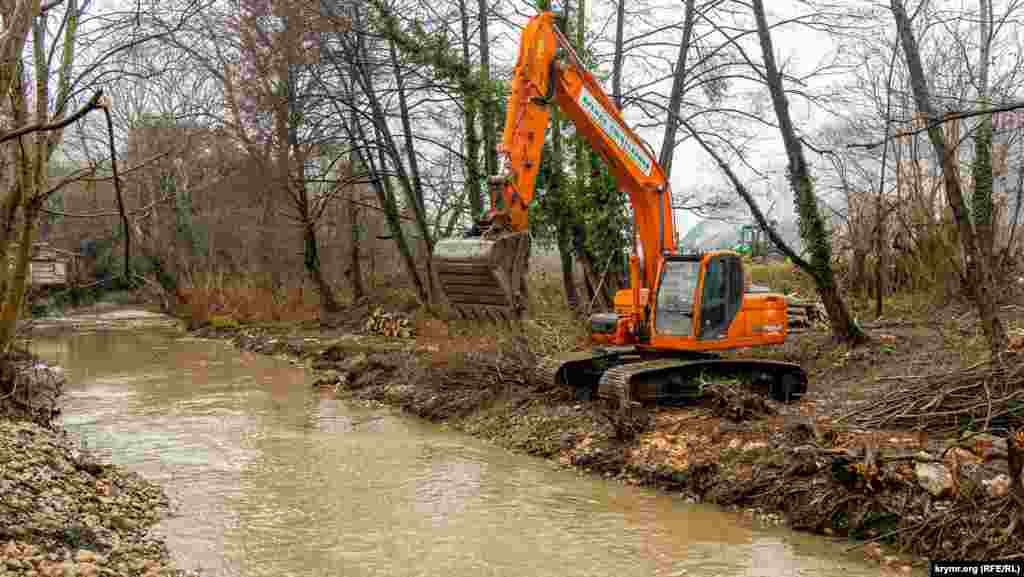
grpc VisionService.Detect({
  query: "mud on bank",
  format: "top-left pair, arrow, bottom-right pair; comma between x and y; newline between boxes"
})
1,349 -> 193,577
195,321 -> 1024,570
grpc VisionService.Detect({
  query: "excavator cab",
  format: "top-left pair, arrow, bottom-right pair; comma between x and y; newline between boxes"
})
595,252 -> 747,345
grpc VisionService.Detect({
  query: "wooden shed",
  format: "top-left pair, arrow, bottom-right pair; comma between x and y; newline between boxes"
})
6,242 -> 75,287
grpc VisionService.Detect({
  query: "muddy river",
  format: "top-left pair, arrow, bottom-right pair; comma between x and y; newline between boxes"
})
29,324 -> 901,577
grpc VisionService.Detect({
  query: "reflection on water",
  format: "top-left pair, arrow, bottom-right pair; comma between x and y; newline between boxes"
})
32,329 -> 909,577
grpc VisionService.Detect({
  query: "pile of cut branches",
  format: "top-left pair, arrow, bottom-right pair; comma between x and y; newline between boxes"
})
703,377 -> 776,422
839,352 -> 1024,435
427,341 -> 538,393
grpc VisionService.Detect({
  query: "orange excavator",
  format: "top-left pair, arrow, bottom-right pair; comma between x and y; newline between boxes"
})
433,10 -> 807,409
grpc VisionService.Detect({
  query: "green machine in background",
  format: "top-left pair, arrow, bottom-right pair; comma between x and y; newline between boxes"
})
732,222 -> 783,260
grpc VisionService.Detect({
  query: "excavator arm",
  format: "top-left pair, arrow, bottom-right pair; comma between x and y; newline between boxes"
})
434,11 -> 675,320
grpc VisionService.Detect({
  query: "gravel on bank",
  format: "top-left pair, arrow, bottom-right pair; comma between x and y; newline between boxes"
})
2,343 -> 193,577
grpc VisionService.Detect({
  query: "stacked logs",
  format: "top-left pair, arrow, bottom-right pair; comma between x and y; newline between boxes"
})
787,298 -> 826,330
363,307 -> 414,338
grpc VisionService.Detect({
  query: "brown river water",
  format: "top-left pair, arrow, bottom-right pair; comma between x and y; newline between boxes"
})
28,323 -> 912,577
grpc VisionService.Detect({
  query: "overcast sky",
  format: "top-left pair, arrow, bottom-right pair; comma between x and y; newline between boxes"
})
80,0 -> 842,238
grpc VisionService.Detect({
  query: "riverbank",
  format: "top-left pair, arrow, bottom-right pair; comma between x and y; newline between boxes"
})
1,344 -> 194,576
186,302 -> 1024,571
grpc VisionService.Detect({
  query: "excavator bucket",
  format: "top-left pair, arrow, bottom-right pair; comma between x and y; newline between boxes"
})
433,231 -> 531,321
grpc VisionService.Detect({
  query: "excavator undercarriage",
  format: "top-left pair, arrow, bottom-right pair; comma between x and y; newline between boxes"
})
534,347 -> 807,414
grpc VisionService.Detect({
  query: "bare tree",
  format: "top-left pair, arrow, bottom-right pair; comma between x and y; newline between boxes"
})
890,0 -> 1007,355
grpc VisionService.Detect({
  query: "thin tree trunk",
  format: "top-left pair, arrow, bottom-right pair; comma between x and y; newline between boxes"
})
293,141 -> 341,314
876,45 -> 899,318
346,189 -> 365,300
103,107 -> 131,284
574,0 -> 588,196
550,78 -> 577,309
303,220 -> 341,313
604,0 -> 631,295
477,0 -> 497,178
383,40 -> 436,301
348,105 -> 428,304
1007,427 -> 1024,535
0,80 -> 29,300
973,0 -> 995,262
890,0 -> 1007,355
457,0 -> 483,218
657,0 -> 697,176
611,0 -> 626,109
751,0 -> 865,344
0,203 -> 38,352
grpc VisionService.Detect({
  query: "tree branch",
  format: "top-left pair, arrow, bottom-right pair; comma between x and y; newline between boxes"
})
40,0 -> 65,13
848,100 -> 1024,150
683,119 -> 812,271
0,90 -> 102,145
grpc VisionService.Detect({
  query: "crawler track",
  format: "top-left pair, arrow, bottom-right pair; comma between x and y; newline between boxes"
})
538,349 -> 807,408
534,349 -> 629,400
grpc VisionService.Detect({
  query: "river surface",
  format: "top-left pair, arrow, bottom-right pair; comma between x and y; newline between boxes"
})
29,325 -> 907,577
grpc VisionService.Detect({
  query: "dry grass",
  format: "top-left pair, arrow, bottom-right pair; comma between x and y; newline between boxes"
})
176,272 -> 322,327
410,261 -> 589,360
747,260 -> 817,297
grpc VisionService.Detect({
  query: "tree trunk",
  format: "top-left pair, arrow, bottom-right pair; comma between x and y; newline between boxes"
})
559,234 -> 578,310
611,0 -> 626,109
973,0 -> 995,262
457,0 -> 483,218
574,0 -> 588,197
657,0 -> 696,176
303,221 -> 341,314
550,75 -> 577,309
1007,427 -> 1024,534
346,191 -> 365,300
752,0 -> 866,344
573,223 -> 596,308
386,39 -> 436,303
0,203 -> 38,353
891,0 -> 1007,355
851,248 -> 866,295
351,108 -> 428,304
876,46 -> 899,318
477,0 -> 497,178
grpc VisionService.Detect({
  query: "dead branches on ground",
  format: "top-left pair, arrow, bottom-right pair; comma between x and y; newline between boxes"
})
839,352 -> 1024,435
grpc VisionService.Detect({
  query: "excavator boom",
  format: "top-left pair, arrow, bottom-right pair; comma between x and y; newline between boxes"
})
434,11 -> 674,319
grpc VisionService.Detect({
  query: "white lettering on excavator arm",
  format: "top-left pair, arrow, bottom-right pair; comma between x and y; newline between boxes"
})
577,86 -> 653,177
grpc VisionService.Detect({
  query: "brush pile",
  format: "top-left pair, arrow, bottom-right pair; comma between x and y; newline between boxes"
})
839,352 -> 1024,435
703,377 -> 776,422
426,340 -> 538,392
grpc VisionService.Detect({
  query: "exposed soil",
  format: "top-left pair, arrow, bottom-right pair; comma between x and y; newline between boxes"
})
185,296 -> 1024,570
